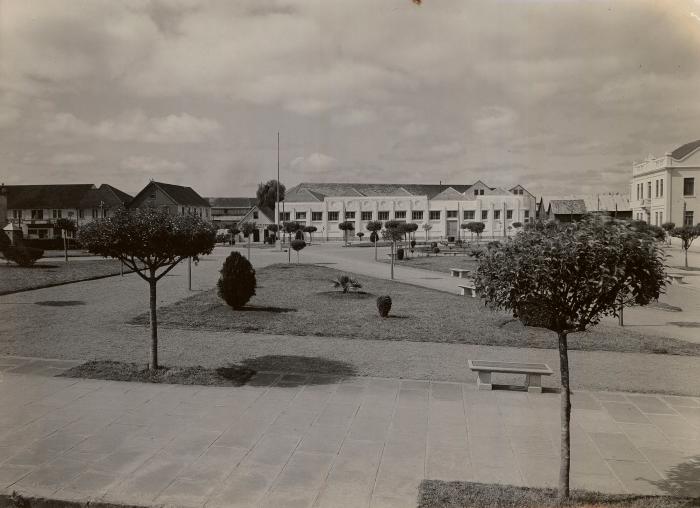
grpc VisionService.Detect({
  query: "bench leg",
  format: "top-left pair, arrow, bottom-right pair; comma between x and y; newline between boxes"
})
526,374 -> 542,393
477,371 -> 492,391
468,288 -> 477,298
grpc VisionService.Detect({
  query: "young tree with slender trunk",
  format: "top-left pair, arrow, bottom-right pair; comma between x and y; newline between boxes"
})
381,220 -> 405,280
661,222 -> 675,246
79,208 -> 216,370
671,225 -> 699,268
470,221 -> 485,243
241,222 -> 257,260
283,221 -> 300,263
422,222 -> 432,242
291,239 -> 306,263
366,221 -> 383,260
303,225 -> 317,244
475,216 -> 666,500
54,218 -> 76,262
338,221 -> 354,246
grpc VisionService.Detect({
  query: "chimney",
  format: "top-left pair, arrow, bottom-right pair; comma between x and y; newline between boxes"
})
0,184 -> 7,227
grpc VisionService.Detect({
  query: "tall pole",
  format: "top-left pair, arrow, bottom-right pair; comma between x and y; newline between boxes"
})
277,132 -> 281,251
188,257 -> 192,291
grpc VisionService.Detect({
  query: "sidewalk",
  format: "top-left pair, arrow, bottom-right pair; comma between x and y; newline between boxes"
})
0,358 -> 698,507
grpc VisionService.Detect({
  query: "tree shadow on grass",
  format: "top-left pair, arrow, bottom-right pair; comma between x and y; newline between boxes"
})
240,355 -> 357,387
34,300 -> 86,307
238,305 -> 296,313
646,455 -> 700,498
668,322 -> 700,328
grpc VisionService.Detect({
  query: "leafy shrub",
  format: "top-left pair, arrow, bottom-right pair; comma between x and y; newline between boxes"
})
432,246 -> 440,254
376,295 -> 392,317
410,240 -> 416,249
396,248 -> 404,260
217,252 -> 256,309
2,245 -> 44,267
470,247 -> 484,259
264,236 -> 275,244
447,236 -> 455,243
0,231 -> 10,252
370,231 -> 378,243
295,230 -> 304,240
332,274 -> 362,293
215,233 -> 228,244
430,242 -> 438,248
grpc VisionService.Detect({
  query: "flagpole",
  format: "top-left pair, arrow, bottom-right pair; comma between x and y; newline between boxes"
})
277,132 -> 282,251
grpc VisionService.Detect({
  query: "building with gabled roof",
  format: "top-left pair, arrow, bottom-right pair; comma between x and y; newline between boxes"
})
631,139 -> 700,227
278,181 -> 537,241
1,183 -> 132,240
537,193 -> 631,221
207,197 -> 257,229
129,181 -> 210,218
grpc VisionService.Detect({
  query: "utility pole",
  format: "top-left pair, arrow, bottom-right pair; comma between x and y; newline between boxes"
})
277,132 -> 282,252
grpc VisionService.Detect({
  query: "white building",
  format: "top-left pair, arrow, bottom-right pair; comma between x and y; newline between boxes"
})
631,140 -> 700,227
275,182 -> 537,241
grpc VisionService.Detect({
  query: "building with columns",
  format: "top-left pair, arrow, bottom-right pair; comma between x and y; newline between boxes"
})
276,182 -> 537,241
631,140 -> 700,227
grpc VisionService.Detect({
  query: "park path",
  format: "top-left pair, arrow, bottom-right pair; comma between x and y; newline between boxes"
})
0,357 -> 698,507
0,244 -> 699,395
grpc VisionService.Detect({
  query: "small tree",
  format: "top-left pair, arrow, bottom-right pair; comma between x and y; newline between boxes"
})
671,225 -> 700,268
422,222 -> 432,242
303,225 -> 317,244
241,222 -> 257,260
460,223 -> 471,242
217,251 -> 256,309
290,239 -> 306,263
267,224 -> 280,243
79,208 -> 216,369
661,222 -> 675,246
382,220 -> 405,279
228,227 -> 240,244
356,232 -> 364,241
403,223 -> 418,258
366,221 -> 383,260
470,221 -> 485,243
475,217 -> 666,500
54,218 -> 76,262
338,221 -> 355,246
512,221 -> 522,230
283,221 -> 301,262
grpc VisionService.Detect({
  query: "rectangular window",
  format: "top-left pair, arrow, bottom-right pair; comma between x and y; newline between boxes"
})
473,189 -> 484,196
463,210 -> 475,220
78,209 -> 84,219
12,210 -> 20,219
92,209 -> 98,219
660,179 -> 663,197
279,212 -> 290,221
429,210 -> 440,220
524,210 -> 530,219
647,181 -> 652,198
659,211 -> 663,224
655,180 -> 659,198
446,210 -> 457,219
361,211 -> 373,221
411,211 -> 423,220
506,210 -> 513,220
378,211 -> 389,221
312,211 -> 323,221
52,209 -> 62,219
684,210 -> 694,226
295,211 -> 306,220
31,209 -> 43,219
345,211 -> 355,219
328,211 -> 339,221
493,210 -> 501,220
481,210 -> 488,220
253,211 -> 259,219
394,211 -> 406,219
684,177 -> 695,196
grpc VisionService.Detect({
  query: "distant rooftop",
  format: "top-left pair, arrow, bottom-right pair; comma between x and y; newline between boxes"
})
670,139 -> 700,160
207,197 -> 257,208
286,182 -> 476,201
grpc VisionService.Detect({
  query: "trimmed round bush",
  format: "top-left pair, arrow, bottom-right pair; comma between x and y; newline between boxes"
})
376,295 -> 392,318
432,246 -> 440,254
430,241 -> 438,248
217,252 -> 256,309
396,248 -> 404,260
3,245 -> 44,267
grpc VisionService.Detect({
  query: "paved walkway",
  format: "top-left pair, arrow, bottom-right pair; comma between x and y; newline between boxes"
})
0,358 -> 698,507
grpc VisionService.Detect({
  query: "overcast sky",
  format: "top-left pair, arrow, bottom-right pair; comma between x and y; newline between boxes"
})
2,0 -> 699,197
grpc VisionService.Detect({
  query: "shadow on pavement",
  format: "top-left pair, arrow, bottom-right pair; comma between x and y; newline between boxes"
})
647,455 -> 700,498
242,355 -> 357,387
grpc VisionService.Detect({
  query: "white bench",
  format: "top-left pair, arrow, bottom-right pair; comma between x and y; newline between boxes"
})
450,268 -> 471,278
667,274 -> 684,284
457,283 -> 477,297
468,360 -> 553,393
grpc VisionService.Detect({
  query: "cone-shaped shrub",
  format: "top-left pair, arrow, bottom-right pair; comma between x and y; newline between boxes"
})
217,252 -> 256,309
376,295 -> 392,318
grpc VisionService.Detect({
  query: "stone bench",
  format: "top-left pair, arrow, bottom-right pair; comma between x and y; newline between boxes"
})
468,360 -> 553,393
457,283 -> 477,297
450,268 -> 471,278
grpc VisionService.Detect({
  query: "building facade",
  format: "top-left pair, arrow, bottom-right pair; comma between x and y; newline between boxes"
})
129,181 -> 211,218
537,193 -> 632,222
631,140 -> 700,227
207,197 -> 256,229
1,183 -> 131,240
276,182 -> 537,241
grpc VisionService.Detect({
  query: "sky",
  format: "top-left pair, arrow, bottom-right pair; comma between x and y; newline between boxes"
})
1,0 -> 700,198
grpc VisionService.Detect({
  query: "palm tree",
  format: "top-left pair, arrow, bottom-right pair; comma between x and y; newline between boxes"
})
332,274 -> 362,293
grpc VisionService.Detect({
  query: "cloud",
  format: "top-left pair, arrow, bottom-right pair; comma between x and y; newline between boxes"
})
121,156 -> 187,174
400,121 -> 428,138
48,152 -> 95,165
45,110 -> 220,143
332,108 -> 378,127
289,153 -> 338,174
472,106 -> 518,135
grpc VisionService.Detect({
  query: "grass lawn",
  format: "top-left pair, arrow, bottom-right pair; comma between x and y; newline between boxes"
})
0,259 -> 130,295
130,263 -> 700,356
419,481 -> 697,508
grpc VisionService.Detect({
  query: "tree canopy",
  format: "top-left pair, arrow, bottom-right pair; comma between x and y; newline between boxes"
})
671,225 -> 700,267
256,179 -> 285,210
